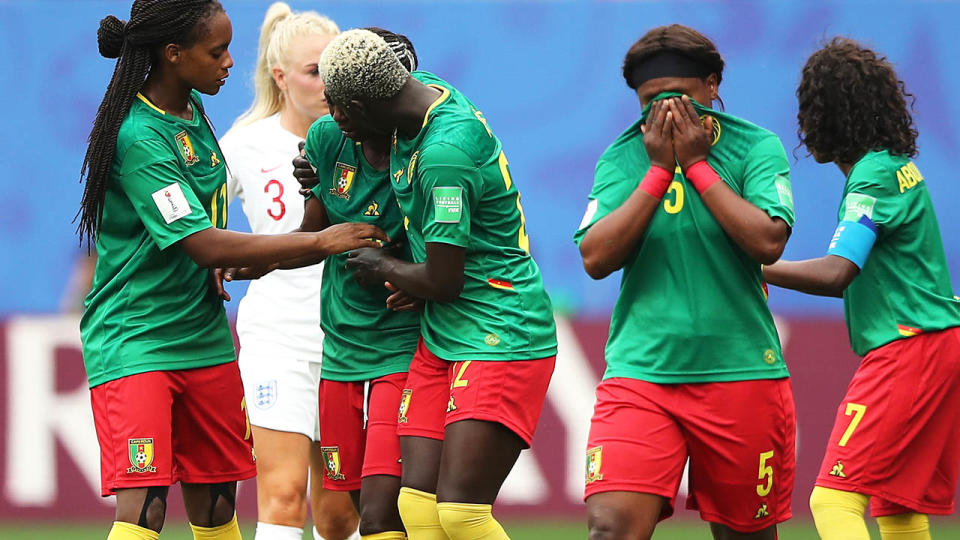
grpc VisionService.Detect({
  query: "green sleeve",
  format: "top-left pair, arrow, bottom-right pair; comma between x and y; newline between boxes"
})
304,117 -> 340,201
416,143 -> 482,248
842,158 -> 896,229
116,138 -> 211,250
741,135 -> 795,227
572,159 -> 638,245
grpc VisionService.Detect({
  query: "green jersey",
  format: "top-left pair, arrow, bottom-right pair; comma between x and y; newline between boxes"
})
81,91 -> 235,388
837,150 -> 960,355
574,94 -> 794,383
304,116 -> 420,381
389,71 -> 557,361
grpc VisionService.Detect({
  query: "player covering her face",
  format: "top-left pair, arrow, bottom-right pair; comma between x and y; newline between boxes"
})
78,2 -> 386,540
577,24 -> 796,540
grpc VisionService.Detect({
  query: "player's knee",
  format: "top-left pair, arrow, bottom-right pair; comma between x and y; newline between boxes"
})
809,486 -> 870,540
877,512 -> 929,539
436,502 -> 508,540
116,487 -> 168,533
359,496 -> 403,535
315,508 -> 359,540
264,483 -> 308,521
587,502 -> 652,540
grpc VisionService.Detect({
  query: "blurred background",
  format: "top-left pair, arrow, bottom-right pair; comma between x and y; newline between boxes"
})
2,0 -> 959,538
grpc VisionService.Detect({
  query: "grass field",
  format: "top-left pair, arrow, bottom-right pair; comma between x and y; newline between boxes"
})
4,519 -> 960,539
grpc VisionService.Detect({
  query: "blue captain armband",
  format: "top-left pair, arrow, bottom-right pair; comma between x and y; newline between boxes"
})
827,215 -> 877,269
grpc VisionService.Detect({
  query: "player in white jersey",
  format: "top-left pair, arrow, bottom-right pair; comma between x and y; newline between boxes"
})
218,4 -> 359,540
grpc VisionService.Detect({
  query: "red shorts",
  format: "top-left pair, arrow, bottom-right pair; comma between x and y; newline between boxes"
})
396,339 -> 555,446
319,372 -> 407,491
584,377 -> 796,533
816,327 -> 960,516
89,362 -> 256,496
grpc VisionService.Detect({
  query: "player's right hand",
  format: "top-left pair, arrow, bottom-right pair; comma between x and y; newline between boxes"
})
293,140 -> 319,196
318,222 -> 389,254
641,99 -> 676,170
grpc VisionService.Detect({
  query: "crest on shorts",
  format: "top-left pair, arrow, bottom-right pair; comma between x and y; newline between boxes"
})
255,380 -> 277,409
398,389 -> 412,424
829,460 -> 847,478
446,396 -> 457,413
321,446 -> 346,480
175,131 -> 199,166
127,438 -> 157,473
330,162 -> 356,199
754,503 -> 769,520
585,446 -> 603,484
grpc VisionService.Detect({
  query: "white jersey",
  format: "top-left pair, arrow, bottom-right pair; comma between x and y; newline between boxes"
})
220,113 -> 324,361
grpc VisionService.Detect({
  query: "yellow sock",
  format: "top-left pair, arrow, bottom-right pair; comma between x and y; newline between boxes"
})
436,502 -> 508,540
107,521 -> 160,540
362,533 -> 407,539
397,487 -> 448,540
877,513 -> 930,539
190,514 -> 242,540
809,486 -> 870,540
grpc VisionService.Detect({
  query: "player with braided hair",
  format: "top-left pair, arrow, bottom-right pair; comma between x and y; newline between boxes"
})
78,3 -> 386,540
285,27 -> 421,540
320,29 -> 558,540
764,38 -> 960,540
217,4 -> 361,540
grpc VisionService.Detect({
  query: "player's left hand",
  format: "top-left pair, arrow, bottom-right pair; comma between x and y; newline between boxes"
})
209,268 -> 231,301
385,281 -> 423,311
223,264 -> 279,282
293,140 -> 319,196
346,247 -> 390,289
668,95 -> 713,170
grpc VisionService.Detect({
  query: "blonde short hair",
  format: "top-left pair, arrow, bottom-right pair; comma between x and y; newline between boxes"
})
319,29 -> 410,105
234,2 -> 339,127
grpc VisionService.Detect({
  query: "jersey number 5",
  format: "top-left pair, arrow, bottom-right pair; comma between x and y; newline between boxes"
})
265,179 -> 286,221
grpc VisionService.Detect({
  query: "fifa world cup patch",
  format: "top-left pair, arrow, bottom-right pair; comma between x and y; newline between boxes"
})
321,446 -> 346,480
433,186 -> 463,223
398,389 -> 412,423
585,446 -> 603,484
152,183 -> 193,224
331,162 -> 356,199
127,438 -> 158,473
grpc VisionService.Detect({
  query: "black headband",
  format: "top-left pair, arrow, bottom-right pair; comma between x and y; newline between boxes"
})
627,51 -> 714,89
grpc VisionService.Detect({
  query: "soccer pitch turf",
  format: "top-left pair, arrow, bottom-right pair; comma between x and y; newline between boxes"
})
5,520 -> 960,539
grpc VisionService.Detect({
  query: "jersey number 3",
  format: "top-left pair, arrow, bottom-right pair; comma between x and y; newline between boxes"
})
265,179 -> 286,221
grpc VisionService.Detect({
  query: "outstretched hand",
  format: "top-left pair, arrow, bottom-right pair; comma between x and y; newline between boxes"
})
222,264 -> 279,282
345,247 -> 392,289
641,100 -> 676,170
667,95 -> 713,170
319,222 -> 389,254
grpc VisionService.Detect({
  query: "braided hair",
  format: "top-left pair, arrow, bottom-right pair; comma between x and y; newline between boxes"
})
362,27 -> 418,72
77,0 -> 224,246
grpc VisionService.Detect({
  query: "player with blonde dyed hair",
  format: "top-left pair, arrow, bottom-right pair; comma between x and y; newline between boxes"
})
219,3 -> 359,540
323,29 -> 558,540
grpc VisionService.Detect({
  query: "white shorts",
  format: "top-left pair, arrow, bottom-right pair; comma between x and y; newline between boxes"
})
238,351 -> 322,441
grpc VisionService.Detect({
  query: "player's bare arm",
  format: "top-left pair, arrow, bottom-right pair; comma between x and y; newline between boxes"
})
180,222 -> 387,268
763,255 -> 859,298
346,241 -> 464,302
579,100 -> 675,279
669,96 -> 789,265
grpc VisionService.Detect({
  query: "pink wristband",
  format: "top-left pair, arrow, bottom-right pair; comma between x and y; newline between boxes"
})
638,165 -> 674,199
685,160 -> 721,193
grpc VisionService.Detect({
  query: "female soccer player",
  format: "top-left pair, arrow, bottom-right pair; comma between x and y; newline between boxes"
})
317,29 -> 558,540
763,38 -> 960,540
574,25 -> 797,540
77,3 -> 385,539
292,29 -> 422,540
218,4 -> 359,540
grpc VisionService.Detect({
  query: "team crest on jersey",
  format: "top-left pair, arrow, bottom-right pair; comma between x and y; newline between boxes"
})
398,389 -> 412,423
331,162 -> 356,199
255,380 -> 277,409
585,446 -> 603,484
754,503 -> 769,520
175,131 -> 199,166
364,201 -> 381,216
321,446 -> 346,480
699,114 -> 721,146
127,438 -> 157,474
829,460 -> 847,478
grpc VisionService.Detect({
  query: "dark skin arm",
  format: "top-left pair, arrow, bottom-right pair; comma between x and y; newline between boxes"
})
346,242 -> 465,303
578,100 -> 675,279
763,255 -> 860,298
667,96 -> 789,265
293,141 -> 319,196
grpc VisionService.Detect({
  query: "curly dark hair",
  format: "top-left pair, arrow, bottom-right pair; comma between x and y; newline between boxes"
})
622,24 -> 725,88
797,37 -> 917,164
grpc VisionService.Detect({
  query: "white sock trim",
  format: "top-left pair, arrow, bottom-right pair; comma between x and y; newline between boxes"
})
255,522 -> 304,540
